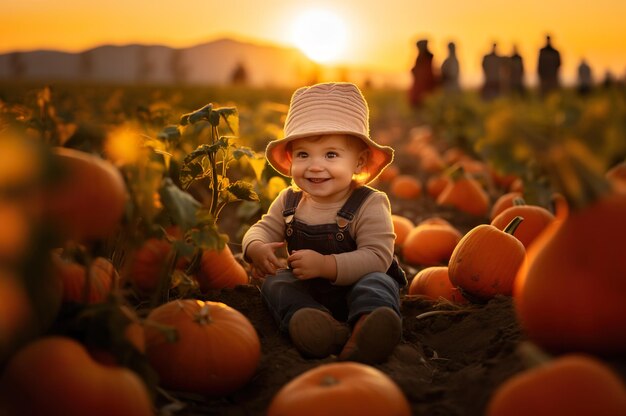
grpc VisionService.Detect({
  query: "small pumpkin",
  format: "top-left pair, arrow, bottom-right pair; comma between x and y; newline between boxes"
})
402,222 -> 462,266
0,336 -> 153,416
489,191 -> 523,221
267,362 -> 412,416
194,244 -> 249,292
52,252 -> 118,304
389,175 -> 422,200
491,198 -> 555,249
448,216 -> 526,301
425,174 -> 450,199
391,214 -> 415,247
126,235 -> 188,294
408,266 -> 468,303
436,164 -> 490,217
487,353 -> 626,416
144,299 -> 261,396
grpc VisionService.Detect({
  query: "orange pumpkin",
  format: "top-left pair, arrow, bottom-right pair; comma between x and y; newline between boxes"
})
449,217 -> 526,301
487,354 -> 626,416
377,164 -> 399,183
436,165 -> 490,217
0,269 -> 34,358
144,299 -> 260,396
402,223 -> 462,266
389,175 -> 422,200
126,237 -> 189,293
425,174 -> 450,199
491,199 -> 555,249
52,252 -> 118,304
0,336 -> 153,416
194,244 -> 249,292
605,161 -> 626,194
489,191 -> 523,221
46,147 -> 127,241
267,362 -> 412,416
515,192 -> 626,354
391,214 -> 415,247
408,266 -> 468,303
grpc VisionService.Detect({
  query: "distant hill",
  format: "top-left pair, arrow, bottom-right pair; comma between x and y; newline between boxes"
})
0,38 -> 408,88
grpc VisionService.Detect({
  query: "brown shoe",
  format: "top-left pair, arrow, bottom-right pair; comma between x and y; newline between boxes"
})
339,307 -> 401,364
288,308 -> 350,358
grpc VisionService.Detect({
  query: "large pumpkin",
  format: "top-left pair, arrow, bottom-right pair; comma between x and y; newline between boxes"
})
515,191 -> 626,354
144,299 -> 260,396
267,362 -> 412,416
0,336 -> 153,416
487,353 -> 626,416
194,245 -> 249,292
46,147 -> 128,241
448,216 -> 526,301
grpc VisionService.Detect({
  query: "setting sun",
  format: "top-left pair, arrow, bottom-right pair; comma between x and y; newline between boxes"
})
290,9 -> 348,64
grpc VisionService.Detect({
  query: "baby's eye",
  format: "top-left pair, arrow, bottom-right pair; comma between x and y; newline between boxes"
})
295,151 -> 308,158
326,151 -> 338,158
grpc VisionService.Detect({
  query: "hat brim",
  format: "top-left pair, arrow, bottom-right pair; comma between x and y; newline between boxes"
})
266,132 -> 394,185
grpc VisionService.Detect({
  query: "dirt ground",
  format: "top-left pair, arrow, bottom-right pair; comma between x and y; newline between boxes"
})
158,284 -> 521,415
153,165 -> 626,415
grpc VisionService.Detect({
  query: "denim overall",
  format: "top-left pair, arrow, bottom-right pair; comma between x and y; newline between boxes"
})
260,186 -> 406,333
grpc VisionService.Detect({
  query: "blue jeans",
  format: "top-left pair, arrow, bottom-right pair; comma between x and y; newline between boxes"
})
260,269 -> 402,333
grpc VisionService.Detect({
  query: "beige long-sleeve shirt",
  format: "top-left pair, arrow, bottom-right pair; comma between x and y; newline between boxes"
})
242,186 -> 396,286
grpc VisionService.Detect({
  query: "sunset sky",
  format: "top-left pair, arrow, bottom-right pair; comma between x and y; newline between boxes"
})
2,0 -> 625,87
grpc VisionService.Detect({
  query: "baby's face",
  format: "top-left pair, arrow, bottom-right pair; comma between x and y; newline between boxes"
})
289,134 -> 368,203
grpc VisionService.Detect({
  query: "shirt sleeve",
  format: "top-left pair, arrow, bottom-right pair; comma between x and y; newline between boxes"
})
332,190 -> 396,286
242,187 -> 289,261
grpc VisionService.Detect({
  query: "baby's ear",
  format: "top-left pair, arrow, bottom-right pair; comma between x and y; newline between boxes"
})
355,149 -> 370,172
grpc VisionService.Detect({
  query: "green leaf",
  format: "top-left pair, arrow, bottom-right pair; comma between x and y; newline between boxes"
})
187,224 -> 227,251
226,180 -> 260,202
184,141 -> 228,164
157,125 -> 181,141
217,107 -> 238,135
232,146 -> 256,160
159,178 -> 201,231
179,161 -> 206,189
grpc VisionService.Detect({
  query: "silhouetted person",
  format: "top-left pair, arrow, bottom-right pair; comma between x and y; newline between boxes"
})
230,61 -> 248,85
508,45 -> 525,96
481,43 -> 501,100
440,42 -> 460,93
409,39 -> 436,107
602,70 -> 615,89
577,59 -> 593,95
537,35 -> 561,96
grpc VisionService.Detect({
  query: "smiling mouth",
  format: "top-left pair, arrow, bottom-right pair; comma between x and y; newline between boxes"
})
307,178 -> 329,183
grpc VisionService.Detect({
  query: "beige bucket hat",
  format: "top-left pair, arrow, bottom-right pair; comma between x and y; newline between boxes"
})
266,82 -> 394,184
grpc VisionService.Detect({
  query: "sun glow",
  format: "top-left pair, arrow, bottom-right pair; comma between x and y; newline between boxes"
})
290,9 -> 348,63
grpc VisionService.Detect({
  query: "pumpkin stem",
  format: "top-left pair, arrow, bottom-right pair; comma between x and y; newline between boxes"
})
517,341 -> 553,368
320,375 -> 340,387
512,197 -> 526,206
445,163 -> 465,181
194,303 -> 213,325
503,216 -> 524,236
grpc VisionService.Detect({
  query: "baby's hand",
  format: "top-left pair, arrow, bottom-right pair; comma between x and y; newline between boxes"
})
247,241 -> 287,278
288,250 -> 333,280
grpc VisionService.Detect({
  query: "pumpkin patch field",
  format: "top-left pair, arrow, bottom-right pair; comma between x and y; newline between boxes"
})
1,83 -> 626,415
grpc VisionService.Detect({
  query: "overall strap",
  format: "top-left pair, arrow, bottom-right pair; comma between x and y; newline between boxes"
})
336,186 -> 375,227
282,189 -> 303,222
